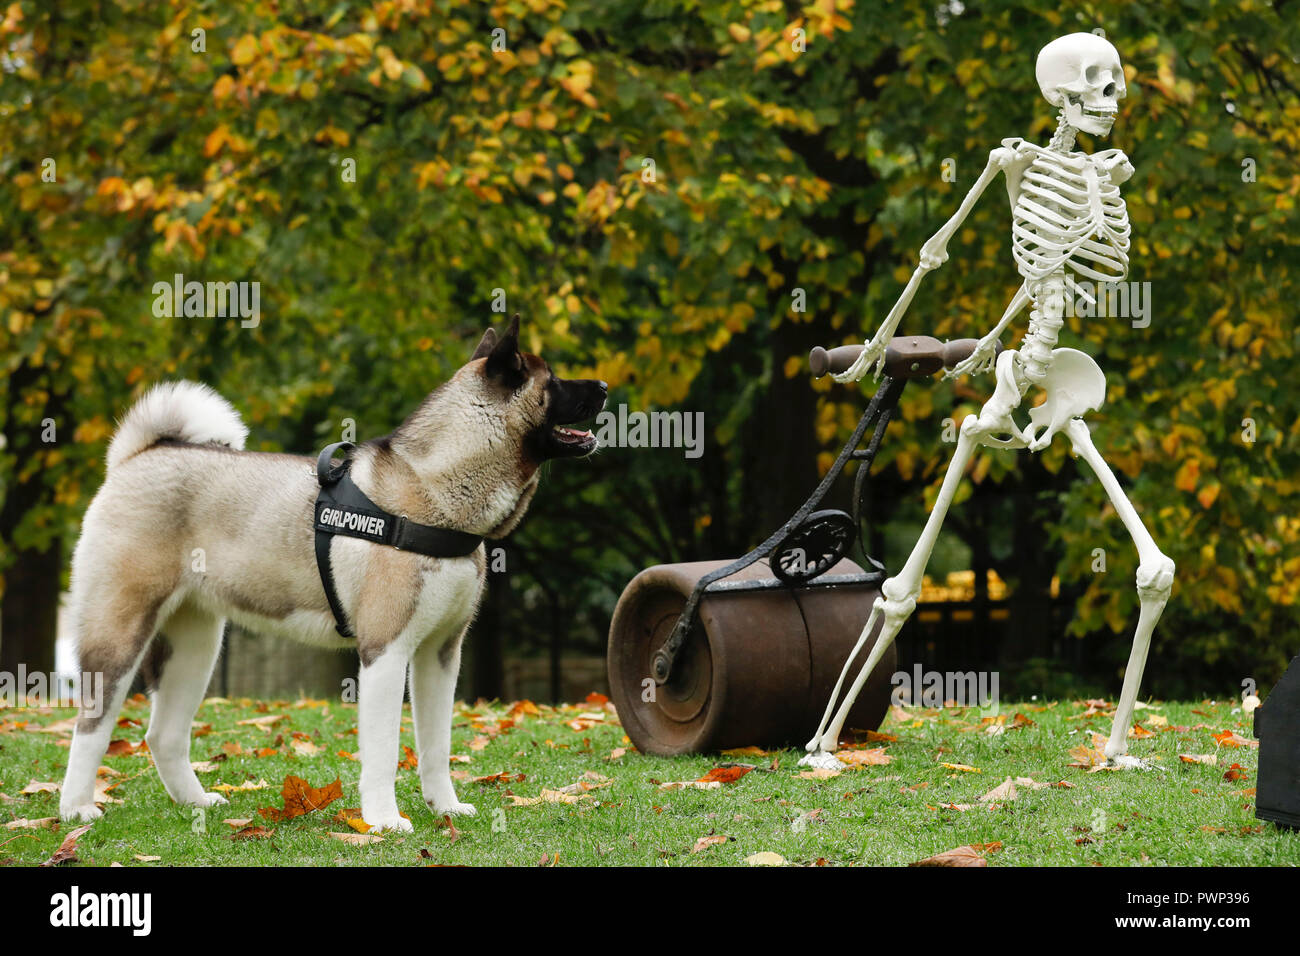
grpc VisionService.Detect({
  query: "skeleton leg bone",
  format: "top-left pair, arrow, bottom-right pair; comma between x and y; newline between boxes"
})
804,415 -> 985,756
1065,418 -> 1174,766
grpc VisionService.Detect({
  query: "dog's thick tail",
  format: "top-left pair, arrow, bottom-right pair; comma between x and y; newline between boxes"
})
106,381 -> 248,471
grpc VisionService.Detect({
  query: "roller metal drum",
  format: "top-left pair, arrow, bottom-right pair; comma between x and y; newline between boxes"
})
608,558 -> 895,755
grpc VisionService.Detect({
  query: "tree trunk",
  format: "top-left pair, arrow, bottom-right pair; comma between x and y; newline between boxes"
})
0,541 -> 60,676
470,571 -> 506,701
740,319 -> 822,539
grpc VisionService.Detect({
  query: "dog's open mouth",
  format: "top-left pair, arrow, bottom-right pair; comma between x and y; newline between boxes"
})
549,423 -> 598,457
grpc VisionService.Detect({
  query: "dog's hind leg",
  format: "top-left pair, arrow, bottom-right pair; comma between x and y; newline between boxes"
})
411,622 -> 475,817
144,603 -> 228,808
60,593 -> 166,823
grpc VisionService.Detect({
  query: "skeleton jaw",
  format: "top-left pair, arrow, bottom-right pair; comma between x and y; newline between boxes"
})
1063,97 -> 1116,137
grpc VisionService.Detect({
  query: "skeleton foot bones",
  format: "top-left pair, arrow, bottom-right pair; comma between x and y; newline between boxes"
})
810,33 -> 1173,769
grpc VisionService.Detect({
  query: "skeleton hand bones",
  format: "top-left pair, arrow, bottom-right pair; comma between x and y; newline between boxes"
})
944,332 -> 1000,378
1092,148 -> 1134,185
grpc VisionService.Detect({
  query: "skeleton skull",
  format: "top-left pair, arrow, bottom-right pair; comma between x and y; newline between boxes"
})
1035,33 -> 1126,137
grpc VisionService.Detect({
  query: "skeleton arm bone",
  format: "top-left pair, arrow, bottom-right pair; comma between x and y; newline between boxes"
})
835,145 -> 1024,383
943,282 -> 1031,379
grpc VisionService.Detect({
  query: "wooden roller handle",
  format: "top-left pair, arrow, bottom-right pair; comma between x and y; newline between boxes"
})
809,336 -> 1000,379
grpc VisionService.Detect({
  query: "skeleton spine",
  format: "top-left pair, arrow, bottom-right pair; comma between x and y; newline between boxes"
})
1048,108 -> 1077,152
1021,275 -> 1067,384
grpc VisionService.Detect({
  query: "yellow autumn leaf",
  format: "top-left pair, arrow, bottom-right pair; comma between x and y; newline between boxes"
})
230,34 -> 258,66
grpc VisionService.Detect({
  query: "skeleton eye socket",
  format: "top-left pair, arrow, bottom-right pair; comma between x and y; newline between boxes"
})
1085,65 -> 1099,83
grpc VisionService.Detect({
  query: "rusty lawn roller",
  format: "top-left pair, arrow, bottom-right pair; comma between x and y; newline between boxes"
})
608,335 -> 996,756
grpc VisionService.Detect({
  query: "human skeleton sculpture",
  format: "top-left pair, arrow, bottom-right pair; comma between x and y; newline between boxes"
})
803,33 -> 1175,768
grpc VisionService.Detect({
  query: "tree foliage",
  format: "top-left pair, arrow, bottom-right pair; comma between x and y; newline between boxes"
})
2,0 -> 1297,691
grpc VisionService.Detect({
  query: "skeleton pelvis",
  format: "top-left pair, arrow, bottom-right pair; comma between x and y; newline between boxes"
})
1023,347 -> 1106,450
974,347 -> 1106,451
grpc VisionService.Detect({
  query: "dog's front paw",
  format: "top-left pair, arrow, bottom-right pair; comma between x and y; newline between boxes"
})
60,803 -> 103,824
364,811 -> 414,834
428,798 -> 477,817
191,792 -> 229,809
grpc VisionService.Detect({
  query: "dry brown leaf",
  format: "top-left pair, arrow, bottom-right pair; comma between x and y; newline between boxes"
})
836,748 -> 892,767
979,777 -> 1019,802
92,778 -> 122,805
1212,730 -> 1257,749
691,834 -> 729,853
4,817 -> 58,830
798,768 -> 841,780
508,700 -> 542,718
507,788 -> 594,806
472,771 -> 526,786
41,823 -> 92,867
910,843 -> 999,867
940,762 -> 981,773
1067,744 -> 1107,768
236,714 -> 285,730
258,775 -> 343,821
697,765 -> 754,784
657,781 -> 722,792
328,830 -> 383,845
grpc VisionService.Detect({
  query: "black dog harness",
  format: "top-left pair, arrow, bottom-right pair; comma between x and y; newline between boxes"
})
313,442 -> 483,637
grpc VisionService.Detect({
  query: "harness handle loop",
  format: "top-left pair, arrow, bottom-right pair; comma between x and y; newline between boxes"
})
317,441 -> 355,486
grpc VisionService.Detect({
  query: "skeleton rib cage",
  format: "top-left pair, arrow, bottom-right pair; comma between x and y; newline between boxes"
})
1011,146 -> 1131,285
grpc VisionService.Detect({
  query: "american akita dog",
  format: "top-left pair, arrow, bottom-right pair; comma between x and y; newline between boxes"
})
59,316 -> 606,831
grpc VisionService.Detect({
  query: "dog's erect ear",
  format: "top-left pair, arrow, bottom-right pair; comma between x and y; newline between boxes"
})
471,328 -> 498,362
484,314 -> 524,382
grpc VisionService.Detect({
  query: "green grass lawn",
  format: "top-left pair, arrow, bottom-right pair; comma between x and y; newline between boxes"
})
2,693 -> 1295,867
